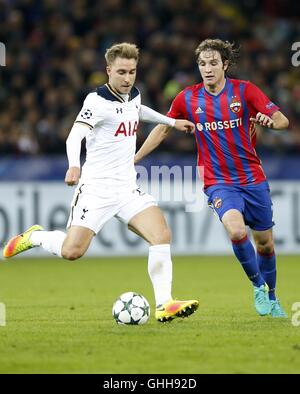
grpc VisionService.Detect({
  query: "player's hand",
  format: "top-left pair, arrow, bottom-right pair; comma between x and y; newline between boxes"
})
65,167 -> 80,186
174,119 -> 195,133
250,112 -> 274,128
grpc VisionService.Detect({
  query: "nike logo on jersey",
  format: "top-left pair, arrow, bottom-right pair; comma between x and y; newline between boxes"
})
114,121 -> 138,137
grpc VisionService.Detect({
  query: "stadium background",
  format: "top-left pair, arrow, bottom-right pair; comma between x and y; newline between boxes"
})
1,0 -> 300,376
0,0 -> 300,255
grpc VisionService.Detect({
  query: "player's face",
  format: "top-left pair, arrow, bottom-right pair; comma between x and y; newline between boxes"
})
107,57 -> 137,95
198,50 -> 228,88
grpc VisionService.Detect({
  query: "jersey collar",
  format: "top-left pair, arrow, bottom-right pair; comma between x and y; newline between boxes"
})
106,83 -> 126,103
96,84 -> 140,103
203,78 -> 229,98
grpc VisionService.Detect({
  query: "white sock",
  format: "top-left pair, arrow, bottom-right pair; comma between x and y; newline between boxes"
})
148,244 -> 173,306
30,230 -> 66,257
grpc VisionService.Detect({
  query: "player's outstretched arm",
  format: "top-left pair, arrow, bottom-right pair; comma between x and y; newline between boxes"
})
250,111 -> 289,130
65,123 -> 90,186
139,105 -> 194,132
173,119 -> 195,133
135,124 -> 171,164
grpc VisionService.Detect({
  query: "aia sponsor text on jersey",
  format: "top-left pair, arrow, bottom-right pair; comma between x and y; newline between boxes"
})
114,120 -> 138,137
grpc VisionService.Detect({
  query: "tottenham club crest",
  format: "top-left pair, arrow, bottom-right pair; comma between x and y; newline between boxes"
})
81,109 -> 92,119
229,96 -> 242,114
213,197 -> 222,209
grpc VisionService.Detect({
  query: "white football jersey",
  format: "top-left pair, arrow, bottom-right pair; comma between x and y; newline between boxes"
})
75,84 -> 141,187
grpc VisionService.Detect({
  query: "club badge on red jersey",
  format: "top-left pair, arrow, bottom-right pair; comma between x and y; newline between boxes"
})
213,197 -> 222,209
229,96 -> 242,114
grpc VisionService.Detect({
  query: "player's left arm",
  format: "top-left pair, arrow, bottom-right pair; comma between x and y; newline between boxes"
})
250,110 -> 289,130
246,81 -> 289,130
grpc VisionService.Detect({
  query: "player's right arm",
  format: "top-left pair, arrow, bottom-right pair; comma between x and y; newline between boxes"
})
65,123 -> 90,186
65,93 -> 104,186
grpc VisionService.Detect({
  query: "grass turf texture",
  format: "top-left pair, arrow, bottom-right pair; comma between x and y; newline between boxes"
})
0,256 -> 299,374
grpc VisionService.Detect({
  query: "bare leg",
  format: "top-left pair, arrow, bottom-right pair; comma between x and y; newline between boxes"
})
61,226 -> 95,260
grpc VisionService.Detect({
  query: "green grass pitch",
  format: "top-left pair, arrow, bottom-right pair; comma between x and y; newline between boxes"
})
0,255 -> 299,374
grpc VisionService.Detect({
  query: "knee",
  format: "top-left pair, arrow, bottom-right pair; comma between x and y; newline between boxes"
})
61,246 -> 85,261
228,227 -> 247,242
256,239 -> 274,255
151,227 -> 172,245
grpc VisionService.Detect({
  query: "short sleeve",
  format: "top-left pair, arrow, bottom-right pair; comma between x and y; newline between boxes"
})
166,90 -> 188,119
244,82 -> 279,117
75,93 -> 105,128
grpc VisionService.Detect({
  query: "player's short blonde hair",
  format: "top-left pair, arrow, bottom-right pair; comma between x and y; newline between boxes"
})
105,43 -> 139,65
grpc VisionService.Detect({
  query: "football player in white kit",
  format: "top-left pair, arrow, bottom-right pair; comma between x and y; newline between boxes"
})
3,43 -> 199,322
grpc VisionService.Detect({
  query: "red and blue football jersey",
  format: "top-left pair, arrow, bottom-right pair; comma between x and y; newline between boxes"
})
167,78 -> 279,188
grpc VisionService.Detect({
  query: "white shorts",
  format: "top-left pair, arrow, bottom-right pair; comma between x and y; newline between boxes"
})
67,183 -> 157,234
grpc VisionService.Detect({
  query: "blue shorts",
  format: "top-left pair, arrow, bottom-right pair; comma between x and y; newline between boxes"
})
205,181 -> 274,231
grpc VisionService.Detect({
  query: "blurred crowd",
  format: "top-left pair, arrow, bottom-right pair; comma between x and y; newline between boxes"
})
0,0 -> 300,157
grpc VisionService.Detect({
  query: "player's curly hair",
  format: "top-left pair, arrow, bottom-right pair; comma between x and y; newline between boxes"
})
195,39 -> 239,71
105,43 -> 139,65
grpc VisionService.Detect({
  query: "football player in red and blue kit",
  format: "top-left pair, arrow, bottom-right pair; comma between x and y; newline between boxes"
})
135,39 -> 289,317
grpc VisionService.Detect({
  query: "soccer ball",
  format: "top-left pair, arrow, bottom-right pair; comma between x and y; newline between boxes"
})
112,292 -> 150,325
